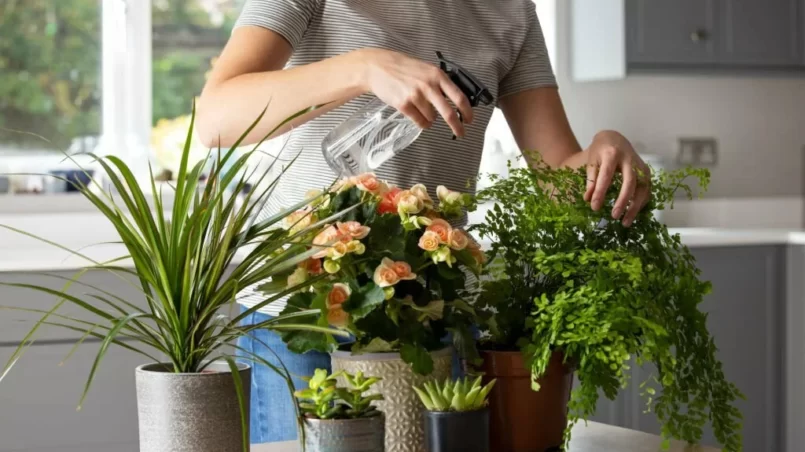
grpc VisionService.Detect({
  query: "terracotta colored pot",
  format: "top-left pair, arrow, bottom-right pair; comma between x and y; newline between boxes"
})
480,350 -> 573,452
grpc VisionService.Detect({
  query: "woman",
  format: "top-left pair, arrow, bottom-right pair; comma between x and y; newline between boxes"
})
199,0 -> 651,444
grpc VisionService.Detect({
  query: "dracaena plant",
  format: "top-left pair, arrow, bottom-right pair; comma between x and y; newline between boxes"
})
471,155 -> 743,451
0,107 -> 346,452
265,174 -> 485,375
414,376 -> 496,412
295,368 -> 384,420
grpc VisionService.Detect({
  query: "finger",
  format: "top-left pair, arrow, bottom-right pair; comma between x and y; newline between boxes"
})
591,157 -> 616,211
439,77 -> 474,125
622,184 -> 650,227
425,87 -> 466,138
612,163 -> 637,219
411,91 -> 437,126
399,102 -> 431,129
584,163 -> 597,202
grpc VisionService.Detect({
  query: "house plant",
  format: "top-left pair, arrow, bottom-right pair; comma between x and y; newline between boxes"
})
267,174 -> 484,452
294,368 -> 385,452
0,108 -> 346,452
471,157 -> 744,451
414,376 -> 496,452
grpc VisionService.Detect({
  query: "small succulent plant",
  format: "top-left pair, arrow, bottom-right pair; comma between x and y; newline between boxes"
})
414,376 -> 497,412
294,369 -> 384,420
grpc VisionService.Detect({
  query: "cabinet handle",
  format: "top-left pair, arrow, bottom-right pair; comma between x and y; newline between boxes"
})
690,29 -> 709,42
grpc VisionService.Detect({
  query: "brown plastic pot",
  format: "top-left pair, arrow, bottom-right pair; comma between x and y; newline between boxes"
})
480,350 -> 573,452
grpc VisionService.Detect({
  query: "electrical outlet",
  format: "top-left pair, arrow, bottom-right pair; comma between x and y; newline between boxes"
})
677,138 -> 718,166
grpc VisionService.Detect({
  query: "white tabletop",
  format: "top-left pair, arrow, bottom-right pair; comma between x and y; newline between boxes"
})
251,421 -> 718,452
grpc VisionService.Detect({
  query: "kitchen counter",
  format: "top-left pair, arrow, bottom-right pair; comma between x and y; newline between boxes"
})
251,421 -> 717,452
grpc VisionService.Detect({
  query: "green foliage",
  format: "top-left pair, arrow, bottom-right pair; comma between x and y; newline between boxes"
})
414,376 -> 496,412
0,106 -> 343,452
472,158 -> 743,451
295,369 -> 384,420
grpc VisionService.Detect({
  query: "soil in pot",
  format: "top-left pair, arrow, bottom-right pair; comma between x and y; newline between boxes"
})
480,350 -> 573,452
424,408 -> 490,452
303,415 -> 385,452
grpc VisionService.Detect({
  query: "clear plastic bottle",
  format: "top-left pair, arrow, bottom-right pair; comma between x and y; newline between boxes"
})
322,51 -> 493,176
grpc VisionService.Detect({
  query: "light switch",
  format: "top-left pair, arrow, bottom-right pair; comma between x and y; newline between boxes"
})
677,138 -> 718,166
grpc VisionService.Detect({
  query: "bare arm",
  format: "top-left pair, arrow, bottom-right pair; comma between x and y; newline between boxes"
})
198,27 -> 472,148
500,87 -> 651,226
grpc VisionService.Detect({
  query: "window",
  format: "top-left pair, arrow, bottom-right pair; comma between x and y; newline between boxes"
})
0,1 -> 102,154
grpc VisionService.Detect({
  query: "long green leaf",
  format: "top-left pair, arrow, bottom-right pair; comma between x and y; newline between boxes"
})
224,357 -> 249,452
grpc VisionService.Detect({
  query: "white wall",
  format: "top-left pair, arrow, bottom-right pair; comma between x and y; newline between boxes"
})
552,0 -> 805,198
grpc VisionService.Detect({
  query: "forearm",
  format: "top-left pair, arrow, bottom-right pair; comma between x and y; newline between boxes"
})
198,50 -> 368,148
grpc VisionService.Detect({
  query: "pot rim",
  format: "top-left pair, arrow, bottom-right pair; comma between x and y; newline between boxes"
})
304,414 -> 386,425
136,361 -> 250,376
422,407 -> 489,418
331,346 -> 452,361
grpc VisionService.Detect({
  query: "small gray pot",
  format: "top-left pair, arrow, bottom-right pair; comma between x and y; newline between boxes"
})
303,415 -> 385,452
135,362 -> 251,452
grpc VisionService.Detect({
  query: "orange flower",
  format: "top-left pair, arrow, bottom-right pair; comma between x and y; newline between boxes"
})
426,219 -> 452,243
302,258 -> 323,275
373,260 -> 401,287
410,184 -> 434,208
448,229 -> 469,251
337,221 -> 371,240
355,173 -> 387,196
331,176 -> 356,193
312,225 -> 343,259
327,283 -> 352,308
385,258 -> 417,281
467,240 -> 487,265
327,307 -> 350,328
378,187 -> 403,215
418,230 -> 441,252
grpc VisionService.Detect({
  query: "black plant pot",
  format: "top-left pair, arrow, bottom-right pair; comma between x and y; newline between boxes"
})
423,408 -> 490,452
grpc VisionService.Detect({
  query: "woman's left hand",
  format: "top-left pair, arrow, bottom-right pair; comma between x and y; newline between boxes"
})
584,130 -> 651,227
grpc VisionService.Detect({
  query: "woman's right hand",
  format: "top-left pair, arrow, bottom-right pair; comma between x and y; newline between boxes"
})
356,48 -> 473,138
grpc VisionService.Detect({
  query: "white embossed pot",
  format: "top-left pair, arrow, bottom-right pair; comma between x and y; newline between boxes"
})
330,348 -> 453,452
303,415 -> 385,452
135,362 -> 250,452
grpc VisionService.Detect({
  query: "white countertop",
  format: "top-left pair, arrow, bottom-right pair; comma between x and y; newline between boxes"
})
2,212 -> 805,273
251,421 -> 717,452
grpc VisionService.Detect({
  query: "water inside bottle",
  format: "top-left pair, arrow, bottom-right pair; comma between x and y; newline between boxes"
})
322,110 -> 422,176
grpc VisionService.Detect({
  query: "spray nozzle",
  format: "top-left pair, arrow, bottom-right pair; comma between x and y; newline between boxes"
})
437,51 -> 494,108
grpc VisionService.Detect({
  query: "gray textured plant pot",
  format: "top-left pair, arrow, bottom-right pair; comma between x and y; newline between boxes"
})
303,415 -> 385,452
330,348 -> 452,452
136,362 -> 251,452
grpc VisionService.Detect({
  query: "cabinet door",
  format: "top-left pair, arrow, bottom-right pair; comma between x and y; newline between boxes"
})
0,342 -> 144,452
719,0 -> 802,66
628,246 -> 784,452
626,0 -> 719,65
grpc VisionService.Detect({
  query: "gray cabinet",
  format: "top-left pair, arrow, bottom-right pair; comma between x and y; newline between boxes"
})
589,245 -> 786,452
626,0 -> 804,69
627,0 -> 719,65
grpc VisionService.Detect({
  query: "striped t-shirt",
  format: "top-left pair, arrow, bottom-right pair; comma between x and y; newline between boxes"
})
235,0 -> 557,315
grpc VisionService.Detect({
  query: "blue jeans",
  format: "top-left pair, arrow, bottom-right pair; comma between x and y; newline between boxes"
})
236,308 -> 331,444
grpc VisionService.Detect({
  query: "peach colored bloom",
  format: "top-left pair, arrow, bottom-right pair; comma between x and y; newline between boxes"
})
327,283 -> 351,308
426,219 -> 452,244
355,173 -> 386,195
327,307 -> 350,328
378,187 -> 403,215
284,209 -> 314,233
410,184 -> 434,208
373,261 -> 401,288
467,240 -> 487,265
396,190 -> 424,215
448,229 -> 469,251
331,177 -> 356,193
418,231 -> 441,252
312,225 -> 343,259
302,258 -> 323,275
337,221 -> 371,240
383,257 -> 417,281
437,185 -> 462,204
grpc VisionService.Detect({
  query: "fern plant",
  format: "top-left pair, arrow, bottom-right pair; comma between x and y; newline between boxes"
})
472,156 -> 743,451
0,107 -> 347,452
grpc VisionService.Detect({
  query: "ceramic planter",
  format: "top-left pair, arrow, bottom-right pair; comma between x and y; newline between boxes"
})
423,408 -> 490,452
303,415 -> 385,452
135,362 -> 251,452
481,350 -> 573,452
330,348 -> 453,452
